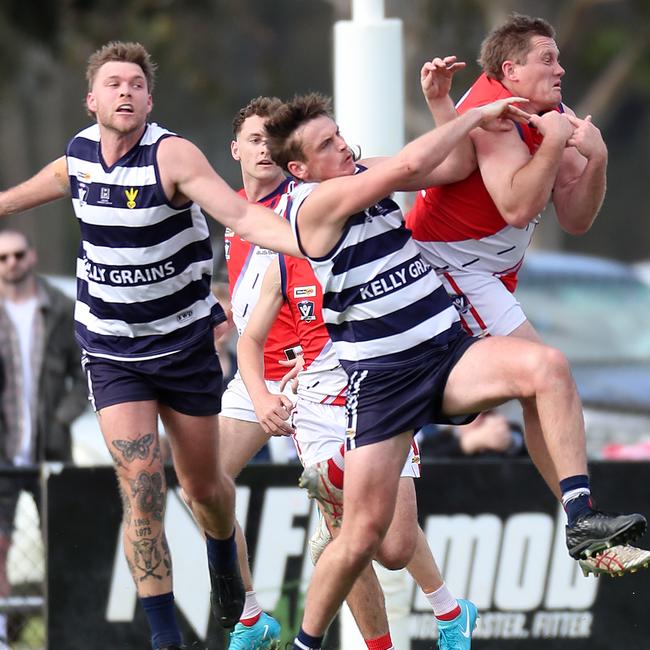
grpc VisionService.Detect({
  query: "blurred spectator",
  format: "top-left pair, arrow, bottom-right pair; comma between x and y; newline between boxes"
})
0,229 -> 87,645
418,411 -> 526,460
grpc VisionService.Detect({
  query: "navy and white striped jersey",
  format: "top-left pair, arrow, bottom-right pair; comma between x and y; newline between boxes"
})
66,122 -> 224,361
287,171 -> 462,372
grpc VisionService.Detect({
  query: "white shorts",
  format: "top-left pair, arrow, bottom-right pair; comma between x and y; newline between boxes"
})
220,371 -> 297,422
292,398 -> 420,478
438,270 -> 526,337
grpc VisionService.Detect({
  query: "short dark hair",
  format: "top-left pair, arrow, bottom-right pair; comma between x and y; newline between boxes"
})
265,93 -> 333,172
479,14 -> 555,80
86,41 -> 157,93
232,96 -> 284,138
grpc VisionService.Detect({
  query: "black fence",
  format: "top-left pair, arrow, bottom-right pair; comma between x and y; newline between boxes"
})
0,466 -> 45,650
42,461 -> 650,650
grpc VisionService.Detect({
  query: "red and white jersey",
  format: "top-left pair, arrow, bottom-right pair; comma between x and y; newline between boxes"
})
407,74 -> 563,293
279,254 -> 347,406
225,178 -> 299,381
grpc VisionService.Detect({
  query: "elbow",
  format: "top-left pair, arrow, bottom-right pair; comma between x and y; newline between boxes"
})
564,223 -> 592,236
501,208 -> 539,229
559,218 -> 594,236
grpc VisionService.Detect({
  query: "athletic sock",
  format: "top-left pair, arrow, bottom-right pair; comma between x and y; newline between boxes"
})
206,529 -> 237,572
560,475 -> 593,526
239,591 -> 263,625
330,443 -> 345,470
365,632 -> 394,650
327,443 -> 345,489
140,592 -> 182,649
294,627 -> 323,650
426,582 -> 460,620
327,459 -> 344,489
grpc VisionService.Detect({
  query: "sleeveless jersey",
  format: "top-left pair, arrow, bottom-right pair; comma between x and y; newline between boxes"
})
407,73 -> 563,292
287,170 -> 462,372
66,122 -> 223,361
279,254 -> 347,406
224,179 -> 300,381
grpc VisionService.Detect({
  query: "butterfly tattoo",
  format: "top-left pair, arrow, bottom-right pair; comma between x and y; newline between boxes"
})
113,433 -> 155,463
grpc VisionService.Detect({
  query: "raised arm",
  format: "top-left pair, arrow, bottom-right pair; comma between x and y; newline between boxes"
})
298,96 -> 525,257
0,156 -> 70,217
237,261 -> 294,436
417,55 -> 477,185
552,111 -> 607,235
473,109 -> 573,228
157,137 -> 300,256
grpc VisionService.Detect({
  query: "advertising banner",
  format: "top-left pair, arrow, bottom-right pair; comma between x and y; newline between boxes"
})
47,461 -> 650,649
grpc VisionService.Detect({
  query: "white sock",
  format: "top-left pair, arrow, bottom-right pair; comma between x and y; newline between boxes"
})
240,590 -> 263,622
425,583 -> 459,618
330,443 -> 345,471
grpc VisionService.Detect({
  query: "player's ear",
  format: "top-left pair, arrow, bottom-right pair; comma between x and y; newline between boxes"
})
231,140 -> 240,161
86,92 -> 97,115
287,160 -> 307,180
502,59 -> 518,82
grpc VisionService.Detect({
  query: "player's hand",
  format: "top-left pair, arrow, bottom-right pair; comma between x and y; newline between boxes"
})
476,97 -> 530,131
565,114 -> 607,160
528,110 -> 574,144
420,55 -> 465,103
254,393 -> 294,437
278,353 -> 305,393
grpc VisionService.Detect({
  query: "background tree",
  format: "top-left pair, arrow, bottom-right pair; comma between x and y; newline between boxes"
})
0,0 -> 647,270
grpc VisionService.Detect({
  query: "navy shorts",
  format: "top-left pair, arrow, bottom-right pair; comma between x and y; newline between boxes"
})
82,333 -> 223,416
344,330 -> 477,450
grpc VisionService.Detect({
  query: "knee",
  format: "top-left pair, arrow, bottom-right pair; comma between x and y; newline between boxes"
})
182,472 -> 234,508
342,526 -> 384,567
536,345 -> 573,389
115,462 -> 166,517
376,533 -> 416,569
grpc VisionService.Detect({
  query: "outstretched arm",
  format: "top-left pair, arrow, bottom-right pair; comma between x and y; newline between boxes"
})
298,96 -> 526,258
552,111 -> 607,235
237,262 -> 295,436
158,137 -> 300,256
0,156 -> 70,216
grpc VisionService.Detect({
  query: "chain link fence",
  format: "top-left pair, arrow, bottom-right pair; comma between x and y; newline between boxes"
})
0,470 -> 44,650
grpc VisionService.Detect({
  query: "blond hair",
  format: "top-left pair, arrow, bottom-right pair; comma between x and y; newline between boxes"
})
86,41 -> 157,92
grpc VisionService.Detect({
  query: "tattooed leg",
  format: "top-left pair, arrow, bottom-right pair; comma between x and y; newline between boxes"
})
112,431 -> 173,595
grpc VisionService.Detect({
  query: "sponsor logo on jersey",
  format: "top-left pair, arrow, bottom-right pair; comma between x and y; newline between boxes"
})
125,187 -> 139,209
78,183 -> 88,206
98,187 -> 112,205
297,300 -> 316,322
84,259 -> 176,285
294,285 -> 317,298
451,293 -> 470,314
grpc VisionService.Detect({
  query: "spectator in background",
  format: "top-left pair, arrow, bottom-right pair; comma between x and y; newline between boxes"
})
417,411 -> 526,460
0,229 -> 87,647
